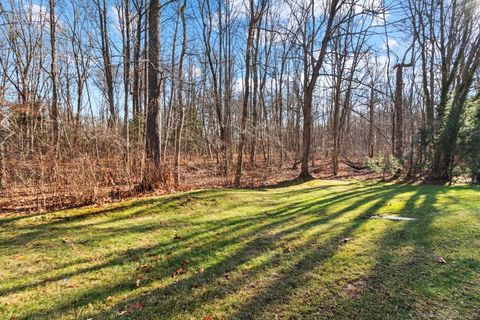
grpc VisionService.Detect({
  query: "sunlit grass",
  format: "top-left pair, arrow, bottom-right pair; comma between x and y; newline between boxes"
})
1,180 -> 479,319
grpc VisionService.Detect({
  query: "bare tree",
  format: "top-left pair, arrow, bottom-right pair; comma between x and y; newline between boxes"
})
146,0 -> 162,171
295,0 -> 342,179
49,0 -> 59,147
95,0 -> 116,127
235,0 -> 267,186
174,0 -> 187,185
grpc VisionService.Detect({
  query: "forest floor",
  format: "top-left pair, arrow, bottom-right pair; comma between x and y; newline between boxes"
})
0,158 -> 379,214
1,179 -> 479,319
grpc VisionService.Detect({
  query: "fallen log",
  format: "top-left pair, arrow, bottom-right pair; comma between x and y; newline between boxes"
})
341,157 -> 369,171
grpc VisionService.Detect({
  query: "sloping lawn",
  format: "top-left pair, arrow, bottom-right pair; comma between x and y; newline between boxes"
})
1,180 -> 479,319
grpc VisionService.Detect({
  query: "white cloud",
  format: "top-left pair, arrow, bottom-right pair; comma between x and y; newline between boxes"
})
229,0 -> 248,17
21,1 -> 65,30
24,2 -> 48,24
189,64 -> 203,79
109,5 -> 122,35
382,38 -> 398,50
234,77 -> 244,95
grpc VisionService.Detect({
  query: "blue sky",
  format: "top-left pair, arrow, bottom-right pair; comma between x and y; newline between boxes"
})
2,0 -> 414,118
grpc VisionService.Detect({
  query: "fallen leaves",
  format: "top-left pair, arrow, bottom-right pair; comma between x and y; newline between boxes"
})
117,303 -> 145,317
137,263 -> 152,272
344,279 -> 366,298
396,230 -> 407,238
61,238 -> 75,245
241,270 -> 252,278
25,241 -> 43,248
435,256 -> 447,264
117,310 -> 128,316
339,237 -> 353,244
172,267 -> 186,277
128,303 -> 145,312
61,277 -> 78,288
135,274 -> 144,287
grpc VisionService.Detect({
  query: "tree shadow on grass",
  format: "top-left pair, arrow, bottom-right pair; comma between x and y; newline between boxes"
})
0,181 -> 378,249
0,189 -> 238,248
14,183 -> 404,319
326,185 -> 480,319
4,182 -> 475,319
226,184 -> 413,320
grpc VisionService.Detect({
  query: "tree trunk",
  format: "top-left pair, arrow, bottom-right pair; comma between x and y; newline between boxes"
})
174,0 -> 187,185
235,10 -> 254,186
299,89 -> 313,179
146,0 -> 162,170
368,85 -> 374,158
235,0 -> 266,186
132,0 -> 144,142
122,0 -> 131,136
97,0 -> 116,128
393,65 -> 404,163
299,0 -> 339,179
49,0 -> 59,148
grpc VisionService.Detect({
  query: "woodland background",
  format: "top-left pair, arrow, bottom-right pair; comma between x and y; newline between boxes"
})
0,0 -> 479,212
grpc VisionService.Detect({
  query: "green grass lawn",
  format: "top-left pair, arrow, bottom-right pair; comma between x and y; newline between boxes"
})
1,179 -> 479,319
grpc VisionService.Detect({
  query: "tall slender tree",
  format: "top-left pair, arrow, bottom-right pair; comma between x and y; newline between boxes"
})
146,0 -> 162,171
49,0 -> 59,148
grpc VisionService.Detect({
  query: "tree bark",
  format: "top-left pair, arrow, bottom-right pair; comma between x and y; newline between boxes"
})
97,0 -> 116,128
299,0 -> 339,179
146,0 -> 162,170
49,0 -> 59,148
393,65 -> 404,163
235,0 -> 266,186
174,0 -> 187,185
